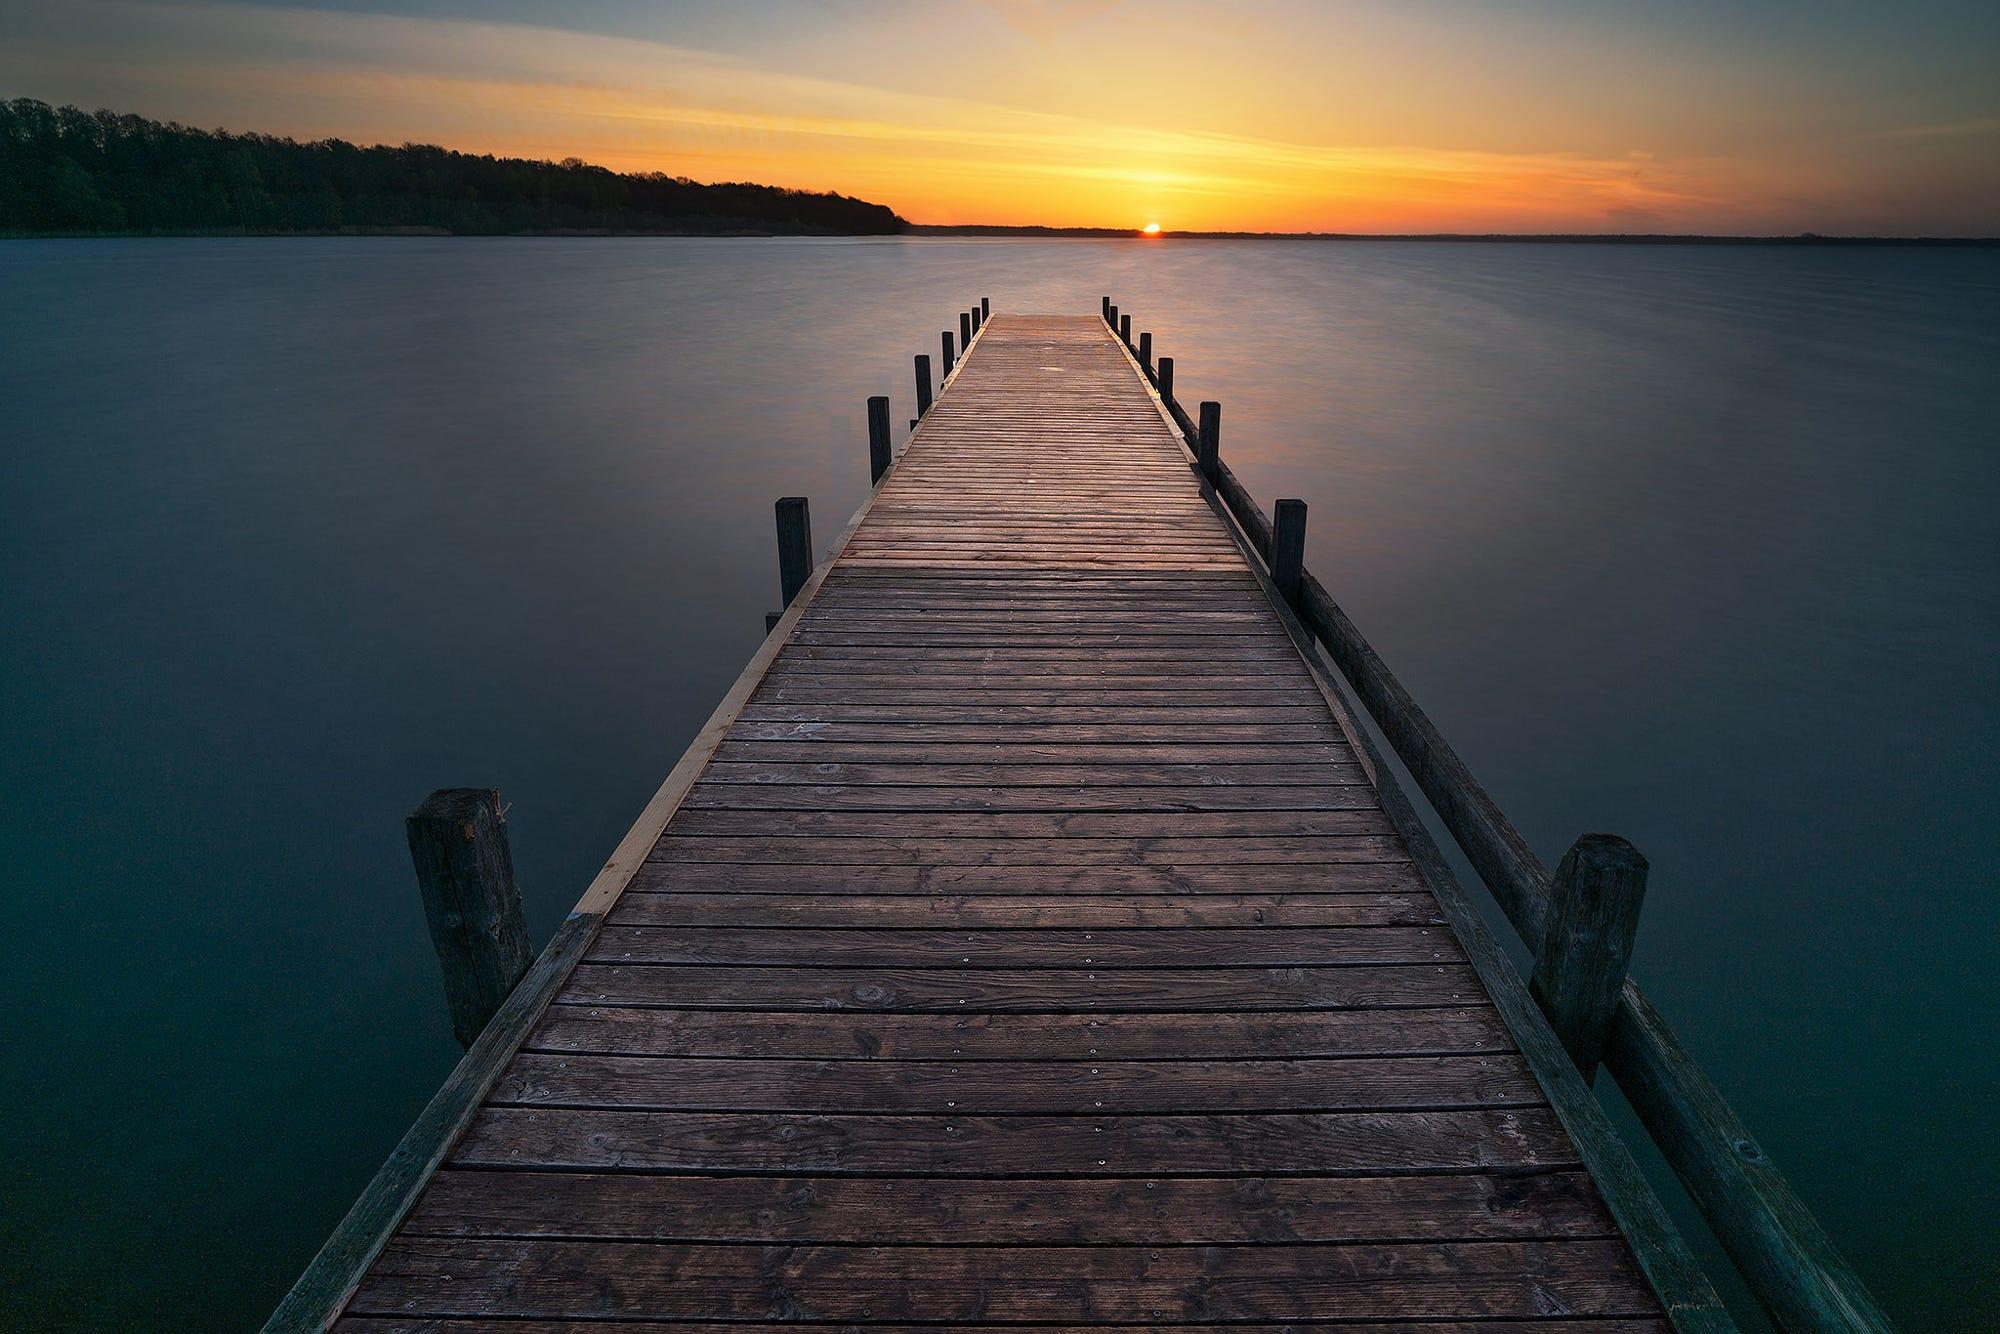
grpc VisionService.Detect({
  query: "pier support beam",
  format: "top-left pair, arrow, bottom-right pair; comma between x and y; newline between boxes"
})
1138,331 -> 1151,372
406,789 -> 533,1049
959,311 -> 973,347
1197,401 -> 1221,482
775,496 -> 813,611
981,296 -> 990,319
867,395 -> 893,483
915,355 -> 933,418
942,330 -> 955,378
1119,313 -> 1132,347
1157,356 -> 1173,402
1532,834 -> 1649,1079
1271,499 -> 1307,608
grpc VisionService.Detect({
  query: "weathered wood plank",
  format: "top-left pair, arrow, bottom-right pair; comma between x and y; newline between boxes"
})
623,861 -> 1430,896
647,834 -> 1412,865
526,1006 -> 1510,1059
584,925 -> 1461,968
340,1320 -> 1670,1334
560,962 -> 1485,1011
450,1106 -> 1583,1174
489,1052 -> 1543,1112
607,891 -> 1445,928
349,1237 -> 1659,1322
681,782 -> 1377,811
404,1169 -> 1619,1243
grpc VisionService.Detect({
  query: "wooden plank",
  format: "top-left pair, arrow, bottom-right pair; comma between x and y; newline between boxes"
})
341,1320 -> 1670,1334
709,741 -> 1360,764
624,861 -> 1430,895
583,925 -> 1461,967
664,809 -> 1398,838
560,962 -> 1485,1011
488,1052 -> 1544,1112
680,782 -> 1378,811
606,891 -> 1446,928
525,1006 -> 1511,1059
695,761 -> 1368,786
404,1169 -> 1621,1242
348,1237 -> 1660,1322
646,834 -> 1413,865
450,1107 -> 1583,1175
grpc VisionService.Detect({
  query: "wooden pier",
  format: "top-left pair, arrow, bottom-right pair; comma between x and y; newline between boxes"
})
274,310 -> 1890,1333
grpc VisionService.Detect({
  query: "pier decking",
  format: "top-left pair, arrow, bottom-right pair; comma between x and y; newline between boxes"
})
323,315 -> 1672,1330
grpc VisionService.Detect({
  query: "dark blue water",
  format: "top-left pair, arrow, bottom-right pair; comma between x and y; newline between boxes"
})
2,238 -> 1995,1330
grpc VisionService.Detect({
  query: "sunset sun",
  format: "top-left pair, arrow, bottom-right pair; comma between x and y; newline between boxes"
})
1142,222 -> 1161,234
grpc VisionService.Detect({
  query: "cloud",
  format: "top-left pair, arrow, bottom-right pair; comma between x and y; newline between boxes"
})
1868,117 -> 2000,142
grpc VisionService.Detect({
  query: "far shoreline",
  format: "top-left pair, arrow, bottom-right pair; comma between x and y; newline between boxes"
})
6,227 -> 1995,245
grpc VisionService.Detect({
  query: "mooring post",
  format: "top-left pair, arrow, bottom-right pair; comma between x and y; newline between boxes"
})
1196,401 -> 1221,482
1119,313 -> 1132,346
1107,302 -> 1118,334
971,306 -> 983,337
981,296 -> 990,319
1532,834 -> 1649,1079
1101,295 -> 1112,323
959,310 -> 973,347
1157,356 -> 1174,404
1138,331 -> 1152,372
775,496 -> 812,611
915,354 -> 933,418
867,395 -> 892,483
1271,499 -> 1307,607
406,788 -> 533,1049
942,329 -> 956,377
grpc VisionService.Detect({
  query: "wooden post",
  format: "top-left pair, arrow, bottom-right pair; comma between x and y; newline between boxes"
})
1532,834 -> 1649,1079
406,789 -> 532,1049
1271,499 -> 1307,607
915,354 -> 933,417
959,310 -> 972,347
1107,302 -> 1118,334
867,395 -> 892,483
981,296 -> 990,319
1196,400 -> 1221,482
1119,313 -> 1131,346
1157,356 -> 1174,403
775,496 -> 812,608
1101,295 -> 1112,323
1138,331 -> 1151,371
971,306 -> 982,337
942,329 -> 955,376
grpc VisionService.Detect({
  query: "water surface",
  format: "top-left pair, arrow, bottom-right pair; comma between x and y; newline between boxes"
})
1,237 -> 1995,1330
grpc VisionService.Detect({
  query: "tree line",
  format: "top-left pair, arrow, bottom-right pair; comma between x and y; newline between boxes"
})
0,99 -> 906,236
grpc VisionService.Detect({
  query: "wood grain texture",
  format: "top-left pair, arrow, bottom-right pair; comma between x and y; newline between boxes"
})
330,315 -> 1669,1330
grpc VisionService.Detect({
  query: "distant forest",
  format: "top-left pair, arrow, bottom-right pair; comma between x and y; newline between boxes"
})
0,99 -> 906,236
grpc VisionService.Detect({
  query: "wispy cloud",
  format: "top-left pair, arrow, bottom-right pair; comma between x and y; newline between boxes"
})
1869,117 -> 2000,142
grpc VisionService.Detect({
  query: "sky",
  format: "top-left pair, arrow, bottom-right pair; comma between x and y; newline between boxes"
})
2,0 -> 1997,233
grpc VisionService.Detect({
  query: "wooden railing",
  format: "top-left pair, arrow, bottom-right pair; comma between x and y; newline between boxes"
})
1101,296 -> 1895,1334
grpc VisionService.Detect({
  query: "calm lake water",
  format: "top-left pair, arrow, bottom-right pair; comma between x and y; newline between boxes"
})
2,237 -> 1995,1331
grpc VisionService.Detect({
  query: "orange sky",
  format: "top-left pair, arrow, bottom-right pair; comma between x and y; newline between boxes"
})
3,0 -> 1997,233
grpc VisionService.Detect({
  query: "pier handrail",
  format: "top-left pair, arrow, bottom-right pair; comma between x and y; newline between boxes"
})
1104,300 -> 1894,1334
